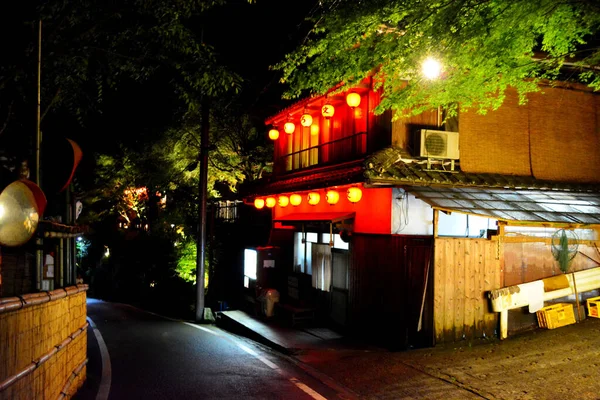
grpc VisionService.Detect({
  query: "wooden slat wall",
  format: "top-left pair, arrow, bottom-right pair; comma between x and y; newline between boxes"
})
350,234 -> 433,349
391,108 -> 440,151
434,238 -> 502,343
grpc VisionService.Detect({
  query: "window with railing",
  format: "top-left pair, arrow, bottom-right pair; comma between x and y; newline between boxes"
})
214,200 -> 241,222
275,91 -> 369,174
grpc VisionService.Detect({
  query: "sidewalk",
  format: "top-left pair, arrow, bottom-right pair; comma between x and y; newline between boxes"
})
218,310 -> 600,399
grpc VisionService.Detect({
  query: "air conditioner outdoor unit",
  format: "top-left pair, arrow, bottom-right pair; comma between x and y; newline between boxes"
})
419,129 -> 460,160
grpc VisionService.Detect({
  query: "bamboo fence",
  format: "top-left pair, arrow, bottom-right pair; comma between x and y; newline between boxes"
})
0,285 -> 88,400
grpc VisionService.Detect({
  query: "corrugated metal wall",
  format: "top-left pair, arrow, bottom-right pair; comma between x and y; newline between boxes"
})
433,238 -> 502,343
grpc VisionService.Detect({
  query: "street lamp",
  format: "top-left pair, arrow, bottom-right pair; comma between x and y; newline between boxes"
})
422,57 -> 442,80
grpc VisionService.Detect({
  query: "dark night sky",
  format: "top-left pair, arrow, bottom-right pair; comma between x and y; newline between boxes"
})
201,0 -> 319,119
0,0 -> 320,192
70,0 -> 319,146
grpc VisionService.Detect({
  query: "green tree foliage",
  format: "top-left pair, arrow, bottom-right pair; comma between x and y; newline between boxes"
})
276,0 -> 600,118
175,240 -> 199,283
82,104 -> 272,238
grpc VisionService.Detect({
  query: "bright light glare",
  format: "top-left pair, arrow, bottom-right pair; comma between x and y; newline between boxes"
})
422,57 -> 442,80
244,249 -> 257,280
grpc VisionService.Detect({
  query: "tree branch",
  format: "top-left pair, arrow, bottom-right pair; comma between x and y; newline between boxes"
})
0,101 -> 14,137
41,88 -> 61,122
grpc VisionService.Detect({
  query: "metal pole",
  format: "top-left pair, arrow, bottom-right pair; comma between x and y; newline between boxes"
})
35,20 -> 43,291
195,102 -> 209,322
36,20 -> 42,186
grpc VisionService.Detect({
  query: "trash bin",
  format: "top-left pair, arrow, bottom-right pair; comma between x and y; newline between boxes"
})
264,289 -> 280,317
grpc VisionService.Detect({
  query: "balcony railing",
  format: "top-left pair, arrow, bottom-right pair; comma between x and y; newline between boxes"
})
275,132 -> 367,175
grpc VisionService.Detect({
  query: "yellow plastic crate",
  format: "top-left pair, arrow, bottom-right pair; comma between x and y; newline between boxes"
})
587,296 -> 600,318
536,303 -> 576,329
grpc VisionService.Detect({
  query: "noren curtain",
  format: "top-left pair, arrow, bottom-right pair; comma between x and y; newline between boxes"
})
311,244 -> 332,292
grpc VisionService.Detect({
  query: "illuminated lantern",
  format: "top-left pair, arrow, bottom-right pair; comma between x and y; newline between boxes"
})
347,187 -> 363,203
346,92 -> 361,108
310,125 -> 319,136
268,128 -> 279,140
326,190 -> 340,205
265,197 -> 276,208
278,195 -> 289,207
290,194 -> 302,206
321,103 -> 335,119
300,113 -> 313,127
307,192 -> 320,206
254,198 -> 265,209
284,121 -> 295,134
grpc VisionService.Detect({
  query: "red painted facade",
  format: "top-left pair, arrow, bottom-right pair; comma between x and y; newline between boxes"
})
272,186 -> 392,234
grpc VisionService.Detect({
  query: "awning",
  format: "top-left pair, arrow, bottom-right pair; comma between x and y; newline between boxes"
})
274,212 -> 355,225
406,186 -> 600,224
38,221 -> 88,239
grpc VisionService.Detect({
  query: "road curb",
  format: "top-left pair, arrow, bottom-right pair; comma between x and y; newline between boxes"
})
86,316 -> 111,400
215,312 -> 295,356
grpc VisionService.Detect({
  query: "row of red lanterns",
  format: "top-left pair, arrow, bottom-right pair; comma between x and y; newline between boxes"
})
254,187 -> 363,209
268,92 -> 362,141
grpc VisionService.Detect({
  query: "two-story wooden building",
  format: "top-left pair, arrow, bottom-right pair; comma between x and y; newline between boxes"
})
243,78 -> 600,349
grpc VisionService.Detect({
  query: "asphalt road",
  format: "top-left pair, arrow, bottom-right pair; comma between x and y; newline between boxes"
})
77,299 -> 345,400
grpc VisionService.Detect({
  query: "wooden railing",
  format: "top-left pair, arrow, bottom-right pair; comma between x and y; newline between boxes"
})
274,132 -> 367,175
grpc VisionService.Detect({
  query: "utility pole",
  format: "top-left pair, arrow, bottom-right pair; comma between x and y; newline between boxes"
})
195,101 -> 209,322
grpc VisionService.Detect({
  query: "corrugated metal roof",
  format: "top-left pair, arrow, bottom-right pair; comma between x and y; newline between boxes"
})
406,186 -> 600,224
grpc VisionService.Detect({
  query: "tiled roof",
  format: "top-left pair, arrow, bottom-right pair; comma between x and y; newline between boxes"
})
365,147 -> 600,192
365,147 -> 600,224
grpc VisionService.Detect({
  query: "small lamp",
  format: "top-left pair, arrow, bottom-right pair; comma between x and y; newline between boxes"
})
290,194 -> 302,206
347,187 -> 362,203
254,198 -> 265,209
300,112 -> 313,127
268,128 -> 279,140
307,192 -> 320,206
321,103 -> 335,119
283,121 -> 295,134
326,190 -> 340,205
265,197 -> 277,208
278,195 -> 289,207
346,92 -> 361,108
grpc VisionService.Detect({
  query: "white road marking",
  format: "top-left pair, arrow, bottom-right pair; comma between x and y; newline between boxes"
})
237,344 -> 280,370
290,377 -> 329,400
87,317 -> 111,400
182,320 -> 330,398
183,321 -> 221,336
